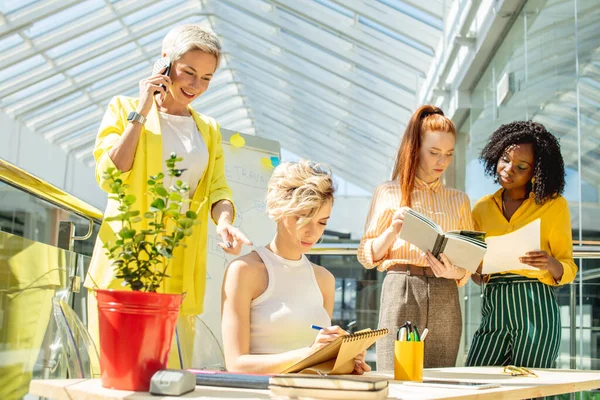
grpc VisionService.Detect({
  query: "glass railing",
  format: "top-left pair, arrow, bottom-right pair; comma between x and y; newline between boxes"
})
0,158 -> 103,400
0,230 -> 97,400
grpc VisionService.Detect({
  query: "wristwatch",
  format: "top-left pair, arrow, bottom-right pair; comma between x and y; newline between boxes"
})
127,111 -> 146,125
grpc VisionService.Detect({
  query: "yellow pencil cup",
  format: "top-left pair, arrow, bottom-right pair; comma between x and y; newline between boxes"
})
394,340 -> 424,381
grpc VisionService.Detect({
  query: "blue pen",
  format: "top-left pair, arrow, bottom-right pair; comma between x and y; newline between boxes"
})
310,325 -> 323,331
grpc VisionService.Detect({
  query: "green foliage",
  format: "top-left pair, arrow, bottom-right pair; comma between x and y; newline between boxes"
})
102,153 -> 200,292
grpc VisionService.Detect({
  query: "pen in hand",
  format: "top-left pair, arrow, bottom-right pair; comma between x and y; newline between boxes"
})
310,325 -> 323,331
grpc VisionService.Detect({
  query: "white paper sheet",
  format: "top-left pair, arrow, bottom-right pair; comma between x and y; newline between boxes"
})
482,219 -> 541,274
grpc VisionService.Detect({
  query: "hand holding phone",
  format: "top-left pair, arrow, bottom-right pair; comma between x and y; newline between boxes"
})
136,57 -> 172,116
152,56 -> 171,95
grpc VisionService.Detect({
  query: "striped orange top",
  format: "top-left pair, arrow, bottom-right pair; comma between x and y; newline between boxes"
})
358,177 -> 474,285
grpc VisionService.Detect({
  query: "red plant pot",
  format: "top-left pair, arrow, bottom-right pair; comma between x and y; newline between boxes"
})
96,289 -> 182,391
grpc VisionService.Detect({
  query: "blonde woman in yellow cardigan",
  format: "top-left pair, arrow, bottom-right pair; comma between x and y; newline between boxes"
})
84,24 -> 251,368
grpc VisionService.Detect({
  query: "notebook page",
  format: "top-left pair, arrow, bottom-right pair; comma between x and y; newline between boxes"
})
482,219 -> 541,274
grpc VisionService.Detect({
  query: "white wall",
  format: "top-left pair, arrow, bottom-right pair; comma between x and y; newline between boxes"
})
0,111 -> 107,210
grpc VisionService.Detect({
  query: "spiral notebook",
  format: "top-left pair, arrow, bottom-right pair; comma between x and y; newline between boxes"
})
280,328 -> 389,375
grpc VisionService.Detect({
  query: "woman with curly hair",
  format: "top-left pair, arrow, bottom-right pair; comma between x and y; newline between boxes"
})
466,121 -> 577,368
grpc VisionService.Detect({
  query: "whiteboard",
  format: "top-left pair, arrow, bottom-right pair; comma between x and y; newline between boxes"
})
201,129 -> 280,347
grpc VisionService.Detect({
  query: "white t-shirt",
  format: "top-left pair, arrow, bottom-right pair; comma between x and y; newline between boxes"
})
249,246 -> 331,354
158,112 -> 208,198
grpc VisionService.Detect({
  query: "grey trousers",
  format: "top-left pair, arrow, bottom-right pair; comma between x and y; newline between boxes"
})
376,272 -> 462,370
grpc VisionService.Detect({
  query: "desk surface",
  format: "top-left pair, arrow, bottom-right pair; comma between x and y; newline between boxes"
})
29,367 -> 600,400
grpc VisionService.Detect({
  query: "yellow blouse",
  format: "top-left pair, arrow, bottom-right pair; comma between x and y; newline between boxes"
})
358,177 -> 474,286
472,189 -> 577,286
84,96 -> 235,315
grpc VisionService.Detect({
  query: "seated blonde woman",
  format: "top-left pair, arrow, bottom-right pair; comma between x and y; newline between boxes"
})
221,160 -> 370,374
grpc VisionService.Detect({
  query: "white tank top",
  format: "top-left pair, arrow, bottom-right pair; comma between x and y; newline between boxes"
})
159,112 -> 208,197
249,246 -> 332,354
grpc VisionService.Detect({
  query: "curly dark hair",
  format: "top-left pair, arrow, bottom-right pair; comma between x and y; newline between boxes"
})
479,121 -> 566,204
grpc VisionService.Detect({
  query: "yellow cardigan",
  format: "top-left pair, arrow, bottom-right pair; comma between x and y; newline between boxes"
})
473,189 -> 577,286
84,96 -> 235,315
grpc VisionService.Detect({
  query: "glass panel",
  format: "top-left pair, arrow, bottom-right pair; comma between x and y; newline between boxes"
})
376,0 -> 443,29
313,0 -> 355,18
46,21 -> 122,59
577,0 -> 600,245
1,74 -> 65,107
27,0 -> 104,39
358,16 -> 434,56
462,3 -> 598,397
0,180 -> 98,257
0,231 -> 78,399
1,0 -> 38,15
578,258 -> 600,369
0,33 -> 23,53
307,252 -> 382,368
1,55 -> 47,81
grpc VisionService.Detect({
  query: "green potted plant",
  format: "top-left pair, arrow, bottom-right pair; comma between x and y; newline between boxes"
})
96,153 -> 202,391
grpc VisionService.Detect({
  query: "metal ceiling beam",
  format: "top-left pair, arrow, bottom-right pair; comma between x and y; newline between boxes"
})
217,30 -> 413,113
253,109 -> 389,172
224,41 -> 410,123
256,117 -> 386,190
1,0 -> 175,66
399,0 -> 446,19
230,59 -> 402,138
327,0 -> 441,49
248,94 -> 394,158
0,0 -> 81,37
210,7 -> 419,91
214,0 -> 428,76
267,0 -> 432,72
239,85 -> 397,156
0,13 -> 204,95
213,21 -> 415,107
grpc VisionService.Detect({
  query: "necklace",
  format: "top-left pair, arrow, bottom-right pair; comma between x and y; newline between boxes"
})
502,191 -> 527,215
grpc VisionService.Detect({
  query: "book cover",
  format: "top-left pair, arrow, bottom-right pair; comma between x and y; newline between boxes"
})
270,374 -> 389,391
398,208 -> 487,273
269,385 -> 389,400
281,328 -> 389,374
189,370 -> 271,389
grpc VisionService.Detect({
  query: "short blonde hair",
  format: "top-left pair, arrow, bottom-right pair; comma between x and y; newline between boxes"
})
266,160 -> 335,228
162,24 -> 222,68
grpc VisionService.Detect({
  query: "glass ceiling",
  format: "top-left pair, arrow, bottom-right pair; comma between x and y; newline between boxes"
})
0,0 -> 446,191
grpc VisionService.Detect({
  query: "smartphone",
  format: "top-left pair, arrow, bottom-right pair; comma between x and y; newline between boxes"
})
403,380 -> 500,390
152,56 -> 171,95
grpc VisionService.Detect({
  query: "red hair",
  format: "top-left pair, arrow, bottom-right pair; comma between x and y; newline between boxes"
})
391,105 -> 456,207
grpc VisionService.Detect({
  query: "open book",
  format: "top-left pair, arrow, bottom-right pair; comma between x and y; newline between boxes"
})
398,208 -> 487,273
280,328 -> 389,375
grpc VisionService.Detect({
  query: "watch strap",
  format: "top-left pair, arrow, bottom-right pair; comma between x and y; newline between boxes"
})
127,111 -> 146,125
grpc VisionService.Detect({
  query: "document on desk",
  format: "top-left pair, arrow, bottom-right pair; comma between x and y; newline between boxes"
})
482,219 -> 541,274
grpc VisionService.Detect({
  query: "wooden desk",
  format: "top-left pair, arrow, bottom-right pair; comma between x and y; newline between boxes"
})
29,367 -> 600,400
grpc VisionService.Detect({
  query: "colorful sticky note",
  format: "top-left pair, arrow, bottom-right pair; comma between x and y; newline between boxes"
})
260,157 -> 273,169
230,133 -> 245,148
270,156 -> 280,167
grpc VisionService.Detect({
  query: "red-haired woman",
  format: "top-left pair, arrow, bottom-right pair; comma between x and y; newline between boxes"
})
358,105 -> 474,369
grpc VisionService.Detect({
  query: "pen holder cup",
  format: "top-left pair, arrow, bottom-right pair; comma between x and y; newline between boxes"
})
394,340 -> 424,381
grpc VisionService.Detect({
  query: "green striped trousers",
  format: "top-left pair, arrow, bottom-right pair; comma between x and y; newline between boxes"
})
466,274 -> 561,368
